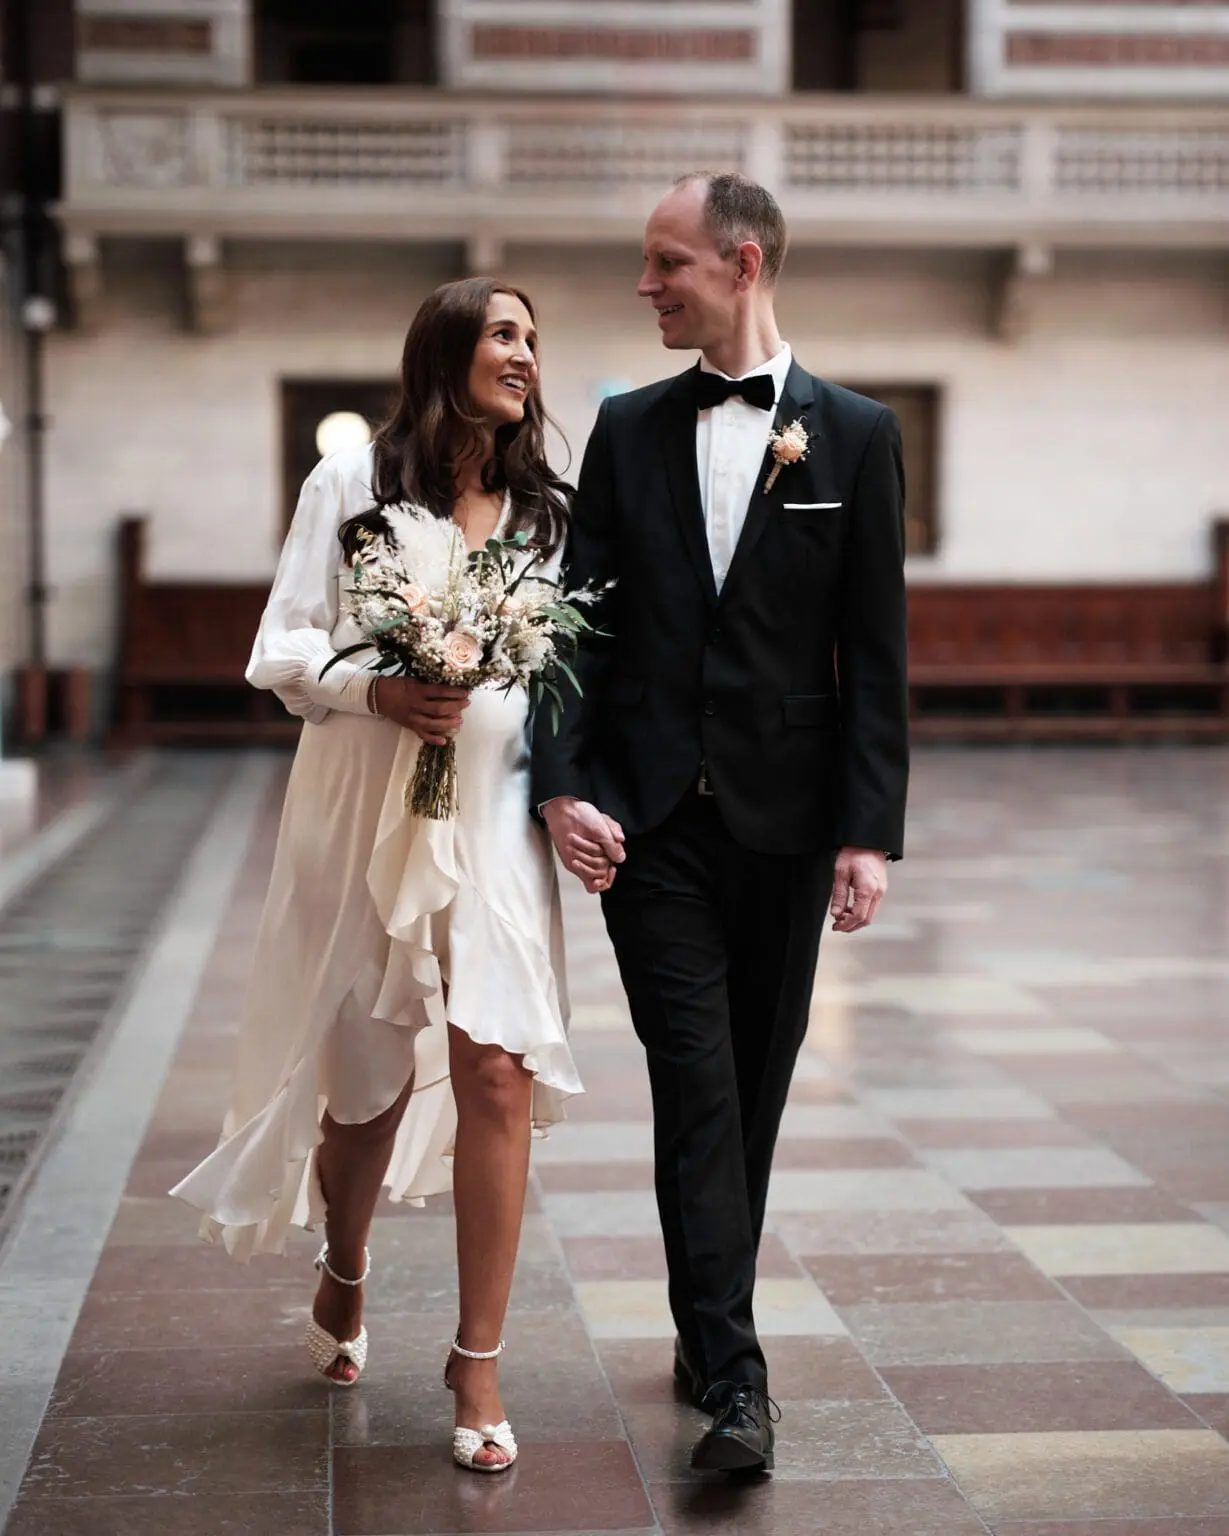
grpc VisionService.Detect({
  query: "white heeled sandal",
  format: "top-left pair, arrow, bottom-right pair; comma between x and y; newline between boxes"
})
445,1335 -> 518,1472
304,1243 -> 370,1387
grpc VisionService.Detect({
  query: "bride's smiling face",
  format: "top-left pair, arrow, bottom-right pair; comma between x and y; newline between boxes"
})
468,294 -> 539,429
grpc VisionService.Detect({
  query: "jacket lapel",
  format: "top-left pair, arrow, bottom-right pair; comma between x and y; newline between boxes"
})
656,368 -> 718,607
719,359 -> 816,603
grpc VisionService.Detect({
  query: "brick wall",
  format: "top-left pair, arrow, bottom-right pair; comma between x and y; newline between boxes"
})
34,242 -> 1229,666
440,0 -> 788,96
970,0 -> 1229,95
75,0 -> 250,86
470,27 -> 757,64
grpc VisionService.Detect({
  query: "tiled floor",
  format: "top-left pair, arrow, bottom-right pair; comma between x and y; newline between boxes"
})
4,745 -> 1229,1535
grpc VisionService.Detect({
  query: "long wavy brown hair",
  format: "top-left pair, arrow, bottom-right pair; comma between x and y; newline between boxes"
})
339,278 -> 570,559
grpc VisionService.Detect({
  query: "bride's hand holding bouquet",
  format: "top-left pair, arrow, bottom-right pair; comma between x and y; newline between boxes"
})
323,524 -> 603,819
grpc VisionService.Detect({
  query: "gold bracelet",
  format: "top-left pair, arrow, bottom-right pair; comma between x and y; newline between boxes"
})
366,675 -> 383,718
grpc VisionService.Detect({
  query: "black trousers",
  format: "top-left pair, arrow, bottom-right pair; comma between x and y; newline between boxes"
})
600,789 -> 833,1393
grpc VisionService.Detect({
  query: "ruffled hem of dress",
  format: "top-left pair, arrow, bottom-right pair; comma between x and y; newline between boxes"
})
365,749 -> 582,1102
170,737 -> 579,1263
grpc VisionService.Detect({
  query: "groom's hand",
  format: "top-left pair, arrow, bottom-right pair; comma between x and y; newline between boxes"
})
830,847 -> 888,934
543,798 -> 626,894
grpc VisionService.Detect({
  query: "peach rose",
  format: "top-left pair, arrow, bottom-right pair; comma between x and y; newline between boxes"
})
399,583 -> 430,616
774,424 -> 809,463
443,630 -> 482,671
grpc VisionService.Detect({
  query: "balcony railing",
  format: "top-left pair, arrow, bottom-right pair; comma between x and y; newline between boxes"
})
59,89 -> 1229,247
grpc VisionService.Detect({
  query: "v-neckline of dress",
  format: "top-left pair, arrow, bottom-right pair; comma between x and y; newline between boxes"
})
455,491 -> 511,557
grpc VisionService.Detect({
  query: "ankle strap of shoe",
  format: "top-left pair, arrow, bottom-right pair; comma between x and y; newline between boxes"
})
315,1243 -> 371,1287
450,1334 -> 506,1361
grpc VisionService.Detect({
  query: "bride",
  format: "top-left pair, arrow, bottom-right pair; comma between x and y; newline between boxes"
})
173,277 -> 602,1472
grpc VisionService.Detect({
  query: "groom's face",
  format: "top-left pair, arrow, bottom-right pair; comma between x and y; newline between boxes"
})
638,184 -> 739,353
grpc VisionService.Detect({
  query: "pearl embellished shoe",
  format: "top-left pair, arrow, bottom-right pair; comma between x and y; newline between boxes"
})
444,1335 -> 518,1472
304,1243 -> 370,1387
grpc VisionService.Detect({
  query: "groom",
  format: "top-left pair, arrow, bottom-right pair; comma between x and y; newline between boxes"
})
533,172 -> 909,1473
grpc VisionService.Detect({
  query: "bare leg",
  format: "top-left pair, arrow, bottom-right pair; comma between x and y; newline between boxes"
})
446,1023 -> 534,1468
313,1077 -> 413,1383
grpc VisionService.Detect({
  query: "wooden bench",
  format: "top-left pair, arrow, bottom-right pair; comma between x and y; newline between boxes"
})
113,512 -> 1229,746
112,517 -> 298,745
907,519 -> 1229,740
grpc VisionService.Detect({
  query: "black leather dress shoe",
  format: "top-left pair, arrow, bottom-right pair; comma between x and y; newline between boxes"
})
672,1337 -> 708,1410
690,1384 -> 779,1474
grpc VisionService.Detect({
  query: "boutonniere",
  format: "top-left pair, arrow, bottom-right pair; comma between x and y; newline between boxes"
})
763,418 -> 812,494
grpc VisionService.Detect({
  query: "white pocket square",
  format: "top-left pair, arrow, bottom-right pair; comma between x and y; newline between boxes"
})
784,501 -> 842,510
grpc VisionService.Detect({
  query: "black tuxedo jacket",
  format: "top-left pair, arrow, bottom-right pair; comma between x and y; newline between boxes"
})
531,358 -> 909,859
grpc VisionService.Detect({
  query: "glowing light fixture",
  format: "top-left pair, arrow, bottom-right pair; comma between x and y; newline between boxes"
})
316,410 -> 373,458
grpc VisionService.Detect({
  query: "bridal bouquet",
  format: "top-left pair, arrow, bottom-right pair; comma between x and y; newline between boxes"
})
321,523 -> 601,820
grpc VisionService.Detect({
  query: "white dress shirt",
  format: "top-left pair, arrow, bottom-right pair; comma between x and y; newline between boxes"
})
696,343 -> 793,593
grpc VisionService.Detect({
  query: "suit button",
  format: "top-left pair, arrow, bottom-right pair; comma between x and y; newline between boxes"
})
710,625 -> 723,642
704,701 -> 716,717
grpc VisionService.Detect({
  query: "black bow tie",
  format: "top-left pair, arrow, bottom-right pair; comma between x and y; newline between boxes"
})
694,370 -> 776,413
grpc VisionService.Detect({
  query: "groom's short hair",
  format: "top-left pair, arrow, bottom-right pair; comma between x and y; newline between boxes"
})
676,171 -> 788,286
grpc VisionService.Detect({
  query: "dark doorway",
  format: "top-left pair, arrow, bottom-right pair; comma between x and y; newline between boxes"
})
792,0 -> 962,93
841,383 -> 941,557
281,379 -> 396,532
253,0 -> 436,86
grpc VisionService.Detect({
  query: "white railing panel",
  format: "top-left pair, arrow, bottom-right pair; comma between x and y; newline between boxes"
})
784,122 -> 1023,194
59,90 -> 1229,245
1054,128 -> 1229,196
227,117 -> 468,188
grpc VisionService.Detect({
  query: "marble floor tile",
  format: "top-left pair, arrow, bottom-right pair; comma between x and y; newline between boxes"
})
804,1250 -> 1060,1306
561,1232 -> 799,1283
765,1168 -> 973,1214
930,1429 -> 1229,1522
1063,1273 -> 1229,1309
651,1475 -> 991,1534
867,1086 -> 1058,1122
1104,1327 -> 1229,1395
542,1190 -> 662,1238
535,1160 -> 657,1193
822,975 -> 1051,1016
46,1344 -> 327,1419
880,1360 -> 1200,1434
20,1410 -> 328,1499
334,1440 -> 654,1534
922,1146 -> 1149,1192
531,1120 -> 655,1164
772,1136 -> 916,1169
577,1278 -> 847,1340
568,1003 -> 634,1032
947,1026 -> 1119,1055
841,1300 -> 1126,1366
776,1102 -> 894,1138
992,1521 -> 1229,1536
775,1207 -> 1014,1257
625,1397 -> 940,1484
4,1492 -> 331,1535
1006,1222 -> 1229,1278
970,1186 -> 1197,1226
896,1117 -> 1092,1149
595,1335 -> 886,1407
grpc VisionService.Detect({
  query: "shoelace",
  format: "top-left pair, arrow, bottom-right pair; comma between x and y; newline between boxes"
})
706,1382 -> 782,1426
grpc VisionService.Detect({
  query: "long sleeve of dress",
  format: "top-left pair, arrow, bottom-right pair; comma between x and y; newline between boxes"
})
247,453 -> 377,723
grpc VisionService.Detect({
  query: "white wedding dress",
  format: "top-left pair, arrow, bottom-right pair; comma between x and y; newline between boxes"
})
171,442 -> 580,1260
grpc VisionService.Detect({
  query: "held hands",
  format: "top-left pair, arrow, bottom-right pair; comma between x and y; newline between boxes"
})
373,676 -> 470,747
543,798 -> 626,895
830,847 -> 888,934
